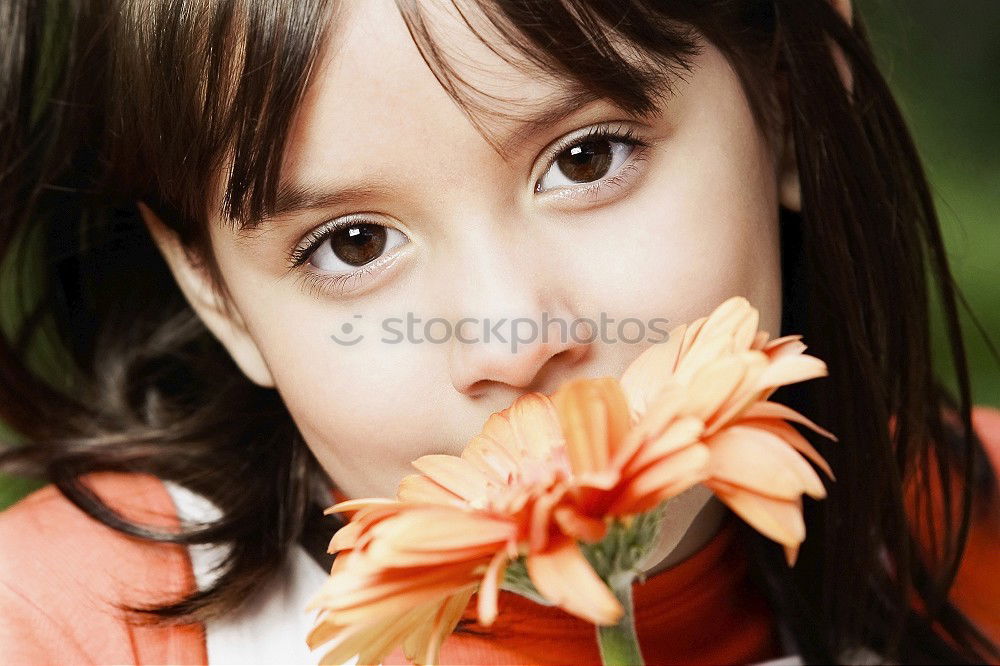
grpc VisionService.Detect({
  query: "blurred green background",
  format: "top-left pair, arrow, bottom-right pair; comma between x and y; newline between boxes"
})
1,1 -> 998,509
860,0 -> 1000,408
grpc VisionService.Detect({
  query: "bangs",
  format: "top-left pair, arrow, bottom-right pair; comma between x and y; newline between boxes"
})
110,0 -> 766,234
114,0 -> 699,231
394,0 -> 701,151
109,0 -> 334,229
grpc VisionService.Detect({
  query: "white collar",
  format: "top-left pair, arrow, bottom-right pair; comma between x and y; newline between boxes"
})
163,481 -> 346,665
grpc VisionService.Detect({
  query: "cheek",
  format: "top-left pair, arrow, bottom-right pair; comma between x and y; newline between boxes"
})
274,343 -> 438,498
279,324 -> 457,498
563,52 -> 783,340
210,250 -> 450,498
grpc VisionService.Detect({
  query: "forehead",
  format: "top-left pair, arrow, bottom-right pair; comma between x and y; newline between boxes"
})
278,0 -> 594,193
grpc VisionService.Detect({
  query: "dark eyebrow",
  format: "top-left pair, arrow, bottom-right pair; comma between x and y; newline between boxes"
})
246,181 -> 400,233
489,86 -> 605,157
237,86 -> 613,233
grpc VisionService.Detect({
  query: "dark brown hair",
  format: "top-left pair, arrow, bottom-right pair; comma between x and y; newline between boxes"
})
1,0 -> 996,662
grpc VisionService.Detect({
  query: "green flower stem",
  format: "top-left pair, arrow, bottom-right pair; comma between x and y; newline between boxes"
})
596,574 -> 644,666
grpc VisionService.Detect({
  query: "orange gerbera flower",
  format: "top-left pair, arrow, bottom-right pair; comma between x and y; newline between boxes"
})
307,383 -> 656,665
306,296 -> 836,665
619,296 -> 837,564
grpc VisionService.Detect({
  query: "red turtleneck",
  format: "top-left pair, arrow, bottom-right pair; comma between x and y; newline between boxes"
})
384,513 -> 784,665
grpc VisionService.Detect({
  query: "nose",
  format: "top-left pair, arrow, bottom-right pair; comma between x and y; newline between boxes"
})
446,248 -> 594,397
449,314 -> 593,396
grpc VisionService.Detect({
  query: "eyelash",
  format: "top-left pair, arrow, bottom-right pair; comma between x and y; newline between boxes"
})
285,216 -> 397,298
287,122 -> 653,296
293,261 -> 382,299
287,216 -> 365,268
535,123 -> 652,197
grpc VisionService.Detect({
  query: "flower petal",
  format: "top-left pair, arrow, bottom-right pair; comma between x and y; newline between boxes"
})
312,565 -> 480,624
741,400 -> 837,441
553,504 -> 607,543
620,329 -> 686,415
411,455 -> 494,502
731,302 -> 761,350
368,508 -> 515,556
674,333 -> 731,385
738,418 -> 835,481
761,334 -> 807,359
699,296 -> 752,341
325,497 -> 399,515
504,392 -> 566,459
407,588 -> 476,665
526,538 -> 623,626
462,434 -> 520,483
551,377 -> 631,476
313,618 -> 394,665
396,474 -> 467,506
613,382 -> 688,470
361,605 -> 439,666
476,550 -> 509,626
621,415 -> 704,478
708,479 -> 805,548
328,520 -> 364,553
750,330 -> 772,351
675,296 -> 756,370
682,353 -> 759,424
706,425 -> 826,500
698,356 -> 775,434
612,442 -> 711,515
478,392 -> 564,464
755,353 -> 827,392
676,316 -> 708,360
529,486 -> 565,553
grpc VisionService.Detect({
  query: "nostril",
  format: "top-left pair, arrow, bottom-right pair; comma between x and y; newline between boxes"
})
462,379 -> 491,399
553,342 -> 590,366
449,309 -> 596,397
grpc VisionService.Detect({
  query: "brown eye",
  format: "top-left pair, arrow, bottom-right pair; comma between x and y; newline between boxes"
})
328,224 -> 386,266
307,222 -> 408,272
536,132 -> 638,193
555,140 -> 614,183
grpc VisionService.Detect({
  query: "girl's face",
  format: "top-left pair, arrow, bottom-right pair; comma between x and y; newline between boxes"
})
175,0 -> 790,535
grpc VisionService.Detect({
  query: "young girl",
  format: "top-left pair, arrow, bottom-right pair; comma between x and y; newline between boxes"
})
1,0 -> 997,663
